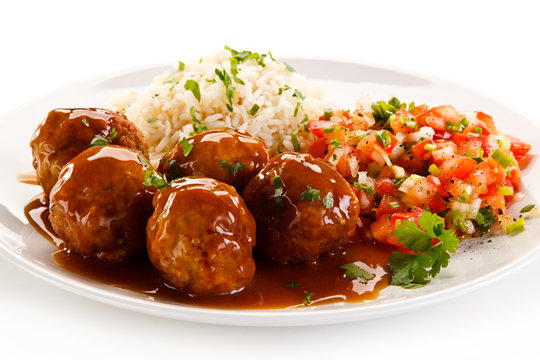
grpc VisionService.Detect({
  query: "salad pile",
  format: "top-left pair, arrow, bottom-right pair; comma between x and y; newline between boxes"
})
306,97 -> 533,287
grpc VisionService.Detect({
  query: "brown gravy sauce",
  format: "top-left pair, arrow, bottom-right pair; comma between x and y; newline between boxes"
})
24,194 -> 392,310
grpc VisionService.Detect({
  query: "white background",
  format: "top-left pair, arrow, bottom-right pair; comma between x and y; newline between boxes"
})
1,0 -> 539,359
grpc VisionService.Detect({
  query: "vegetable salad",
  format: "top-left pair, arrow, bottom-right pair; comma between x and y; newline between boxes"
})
306,97 -> 533,287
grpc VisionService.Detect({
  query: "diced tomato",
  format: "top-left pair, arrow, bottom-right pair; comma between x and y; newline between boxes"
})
476,111 -> 498,134
416,105 -> 461,131
437,155 -> 477,182
480,193 -> 506,215
446,178 -> 470,198
428,193 -> 447,213
502,178 -> 515,202
469,162 -> 493,195
374,178 -> 398,195
412,104 -> 429,117
370,215 -> 392,243
396,148 -> 428,174
390,108 -> 416,134
308,119 -> 343,138
377,194 -> 408,217
411,139 -> 433,160
401,177 -> 438,208
308,138 -> 327,159
505,166 -> 520,191
507,135 -> 532,161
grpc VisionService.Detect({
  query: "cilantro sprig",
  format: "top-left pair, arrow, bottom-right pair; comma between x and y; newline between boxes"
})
388,211 -> 460,288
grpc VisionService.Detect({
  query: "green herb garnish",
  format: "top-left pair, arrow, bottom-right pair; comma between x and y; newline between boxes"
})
388,211 -> 460,287
249,104 -> 260,115
291,130 -> 300,152
228,162 -> 245,173
475,206 -> 497,232
322,193 -> 334,209
81,118 -> 89,127
374,130 -> 392,148
300,185 -> 320,201
520,204 -> 536,213
89,128 -> 117,147
340,263 -> 375,283
285,282 -> 299,288
354,182 -> 376,195
302,291 -> 314,306
183,79 -> 201,102
323,108 -> 333,120
179,137 -> 193,157
273,174 -> 285,212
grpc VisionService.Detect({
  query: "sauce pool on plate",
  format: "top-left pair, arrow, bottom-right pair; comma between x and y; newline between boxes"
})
25,194 -> 392,309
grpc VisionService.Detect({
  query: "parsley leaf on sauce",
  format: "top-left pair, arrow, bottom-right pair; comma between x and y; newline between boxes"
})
340,263 -> 375,283
89,128 -> 117,147
300,185 -> 320,201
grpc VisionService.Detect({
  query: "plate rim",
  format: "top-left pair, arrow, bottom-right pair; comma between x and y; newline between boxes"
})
1,58 -> 539,326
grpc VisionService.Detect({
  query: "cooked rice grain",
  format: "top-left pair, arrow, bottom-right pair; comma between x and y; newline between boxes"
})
111,49 -> 336,164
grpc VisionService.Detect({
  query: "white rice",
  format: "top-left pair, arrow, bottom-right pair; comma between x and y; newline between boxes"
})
111,48 -> 337,164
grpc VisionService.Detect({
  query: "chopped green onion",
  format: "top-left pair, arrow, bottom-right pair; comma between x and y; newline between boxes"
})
474,127 -> 483,135
183,79 -> 201,102
389,201 -> 401,209
302,114 -> 309,132
491,148 -> 513,168
446,118 -> 469,133
424,143 -> 437,152
499,185 -> 514,196
354,182 -> 376,195
249,104 -> 260,116
291,130 -> 300,152
428,163 -> 440,175
179,137 -> 193,156
520,204 -> 536,213
408,102 -> 416,113
323,108 -> 333,120
506,217 -> 525,234
323,126 -> 340,134
374,130 -> 392,148
329,138 -> 341,148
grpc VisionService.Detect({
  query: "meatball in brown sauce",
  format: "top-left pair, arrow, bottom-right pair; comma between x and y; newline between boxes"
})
146,177 -> 256,296
30,108 -> 148,195
242,153 -> 360,264
48,145 -> 155,262
158,128 -> 269,191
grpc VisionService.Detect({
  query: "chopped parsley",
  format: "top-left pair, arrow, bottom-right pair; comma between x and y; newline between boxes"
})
138,154 -> 168,190
340,263 -> 375,283
219,160 -> 229,168
388,211 -> 460,287
272,174 -> 285,212
475,206 -> 497,232
147,118 -> 159,124
179,137 -> 193,157
81,118 -> 89,127
285,282 -> 299,288
184,79 -> 201,102
293,102 -> 302,117
292,89 -> 305,100
167,159 -> 183,179
300,185 -> 320,201
322,192 -> 334,209
189,106 -> 208,134
284,62 -> 296,72
291,130 -> 300,152
89,128 -> 117,147
228,162 -> 245,174
177,61 -> 185,71
302,291 -> 314,306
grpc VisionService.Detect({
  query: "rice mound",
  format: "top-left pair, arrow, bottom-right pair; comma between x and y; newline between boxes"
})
111,48 -> 337,164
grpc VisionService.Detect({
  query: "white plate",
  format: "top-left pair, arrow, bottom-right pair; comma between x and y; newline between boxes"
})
1,59 -> 539,327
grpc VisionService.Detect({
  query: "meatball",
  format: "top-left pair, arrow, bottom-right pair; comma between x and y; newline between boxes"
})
158,128 -> 269,191
30,108 -> 148,195
242,153 -> 360,264
48,145 -> 155,261
146,176 -> 256,296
